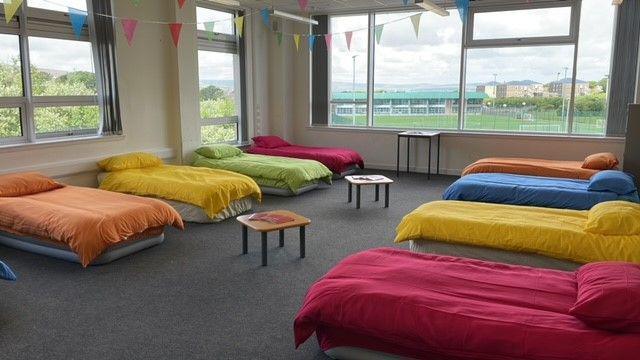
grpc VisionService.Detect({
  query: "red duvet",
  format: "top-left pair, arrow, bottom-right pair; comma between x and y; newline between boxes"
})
294,248 -> 640,360
246,145 -> 364,174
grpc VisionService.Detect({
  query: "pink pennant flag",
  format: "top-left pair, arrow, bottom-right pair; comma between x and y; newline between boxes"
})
121,18 -> 138,46
177,0 -> 186,8
324,34 -> 332,49
169,23 -> 183,47
345,31 -> 353,51
297,0 -> 309,12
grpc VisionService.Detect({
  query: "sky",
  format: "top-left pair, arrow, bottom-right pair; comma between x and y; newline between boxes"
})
331,0 -> 615,89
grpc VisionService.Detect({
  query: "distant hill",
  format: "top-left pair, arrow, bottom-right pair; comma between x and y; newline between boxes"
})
200,79 -> 235,91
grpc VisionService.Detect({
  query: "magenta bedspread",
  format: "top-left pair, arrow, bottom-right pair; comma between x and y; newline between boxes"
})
294,248 -> 640,360
247,145 -> 364,174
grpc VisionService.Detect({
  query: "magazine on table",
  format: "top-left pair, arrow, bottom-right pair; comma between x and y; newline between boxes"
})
248,212 -> 295,224
352,175 -> 386,182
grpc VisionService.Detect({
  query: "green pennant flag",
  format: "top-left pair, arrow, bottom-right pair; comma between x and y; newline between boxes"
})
204,21 -> 215,41
375,24 -> 384,44
276,32 -> 283,46
3,0 -> 23,24
410,13 -> 422,38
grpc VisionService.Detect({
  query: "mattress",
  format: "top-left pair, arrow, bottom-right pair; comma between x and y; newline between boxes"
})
332,165 -> 359,180
98,172 -> 253,222
395,200 -> 640,265
462,157 -> 599,180
443,173 -> 639,210
260,183 -> 319,197
409,239 -> 580,271
295,248 -> 640,360
246,144 -> 364,174
0,228 -> 165,266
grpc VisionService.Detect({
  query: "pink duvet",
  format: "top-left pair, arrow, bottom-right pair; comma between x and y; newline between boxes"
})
246,145 -> 364,174
294,248 -> 640,360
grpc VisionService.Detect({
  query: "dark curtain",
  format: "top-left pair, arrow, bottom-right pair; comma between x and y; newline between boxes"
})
606,0 -> 640,137
92,0 -> 122,135
311,15 -> 329,126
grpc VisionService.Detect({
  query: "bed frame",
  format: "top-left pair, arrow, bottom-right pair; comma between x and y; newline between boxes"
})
0,230 -> 165,266
332,165 -> 360,180
325,347 -> 404,360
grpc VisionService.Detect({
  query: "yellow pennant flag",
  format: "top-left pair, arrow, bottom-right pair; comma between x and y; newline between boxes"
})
234,16 -> 244,37
3,0 -> 23,23
293,34 -> 301,51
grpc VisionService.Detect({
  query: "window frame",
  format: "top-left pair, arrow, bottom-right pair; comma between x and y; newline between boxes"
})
0,0 -> 103,145
195,1 -> 246,145
323,0 -> 616,137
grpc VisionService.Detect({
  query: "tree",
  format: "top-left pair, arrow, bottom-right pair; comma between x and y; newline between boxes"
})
199,85 -> 226,101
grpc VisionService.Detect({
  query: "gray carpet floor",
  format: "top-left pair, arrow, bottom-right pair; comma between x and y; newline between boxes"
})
0,170 -> 456,360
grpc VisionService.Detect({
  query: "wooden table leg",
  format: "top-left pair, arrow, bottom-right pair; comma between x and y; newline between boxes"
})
385,184 -> 390,208
375,184 -> 380,201
242,225 -> 248,255
356,185 -> 361,209
299,226 -> 306,259
279,229 -> 285,248
261,232 -> 268,266
348,182 -> 352,203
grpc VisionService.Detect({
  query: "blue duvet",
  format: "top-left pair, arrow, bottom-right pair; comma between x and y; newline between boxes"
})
443,173 -> 639,210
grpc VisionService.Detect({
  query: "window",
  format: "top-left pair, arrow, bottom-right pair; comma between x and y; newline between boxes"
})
196,3 -> 245,144
0,0 -> 101,145
323,0 -> 618,136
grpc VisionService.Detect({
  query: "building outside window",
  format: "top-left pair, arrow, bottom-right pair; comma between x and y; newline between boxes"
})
0,0 -> 101,145
326,0 -> 617,136
196,2 -> 245,144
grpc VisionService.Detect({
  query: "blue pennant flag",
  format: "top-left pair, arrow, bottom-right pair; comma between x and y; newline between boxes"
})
455,0 -> 469,23
69,8 -> 87,39
260,8 -> 270,27
308,35 -> 316,51
402,0 -> 410,5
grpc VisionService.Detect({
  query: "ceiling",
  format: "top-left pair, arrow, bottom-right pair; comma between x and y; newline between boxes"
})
238,0 -> 444,14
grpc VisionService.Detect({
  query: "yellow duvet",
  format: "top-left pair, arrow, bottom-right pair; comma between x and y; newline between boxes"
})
395,201 -> 640,265
99,165 -> 261,219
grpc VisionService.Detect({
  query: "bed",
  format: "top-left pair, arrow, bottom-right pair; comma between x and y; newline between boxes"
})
443,171 -> 639,210
295,248 -> 640,360
395,200 -> 640,270
191,145 -> 333,196
461,152 -> 619,180
97,152 -> 261,223
0,173 -> 183,267
246,135 -> 364,177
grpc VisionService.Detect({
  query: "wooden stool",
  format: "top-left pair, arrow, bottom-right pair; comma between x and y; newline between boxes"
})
237,210 -> 311,266
345,175 -> 394,209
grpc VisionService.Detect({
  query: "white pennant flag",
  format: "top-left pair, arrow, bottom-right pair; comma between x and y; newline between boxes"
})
410,13 -> 422,38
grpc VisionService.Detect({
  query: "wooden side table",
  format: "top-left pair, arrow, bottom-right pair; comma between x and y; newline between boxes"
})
237,210 -> 311,266
345,175 -> 394,209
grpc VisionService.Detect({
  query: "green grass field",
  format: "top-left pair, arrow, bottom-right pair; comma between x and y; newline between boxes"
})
331,112 -> 606,135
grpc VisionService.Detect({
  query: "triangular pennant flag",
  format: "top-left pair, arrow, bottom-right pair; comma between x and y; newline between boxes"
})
177,0 -> 186,9
324,34 -> 332,49
121,18 -> 138,46
455,0 -> 470,23
293,34 -> 301,51
308,35 -> 316,51
297,0 -> 309,12
131,0 -> 141,6
260,8 -> 270,27
345,31 -> 353,51
69,8 -> 87,39
234,16 -> 244,37
375,24 -> 384,44
276,32 -> 283,46
3,0 -> 23,24
204,21 -> 215,41
169,23 -> 182,47
410,13 -> 422,38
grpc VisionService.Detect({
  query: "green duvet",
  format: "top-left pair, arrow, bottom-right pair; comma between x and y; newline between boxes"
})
192,153 -> 332,193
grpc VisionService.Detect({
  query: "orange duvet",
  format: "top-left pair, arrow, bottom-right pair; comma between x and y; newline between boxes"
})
0,186 -> 183,267
461,157 -> 599,180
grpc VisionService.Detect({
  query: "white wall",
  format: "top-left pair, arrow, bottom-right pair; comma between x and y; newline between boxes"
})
272,23 -> 627,175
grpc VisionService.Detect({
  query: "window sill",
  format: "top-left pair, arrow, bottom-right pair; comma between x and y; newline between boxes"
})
0,134 -> 126,154
305,125 -> 625,143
